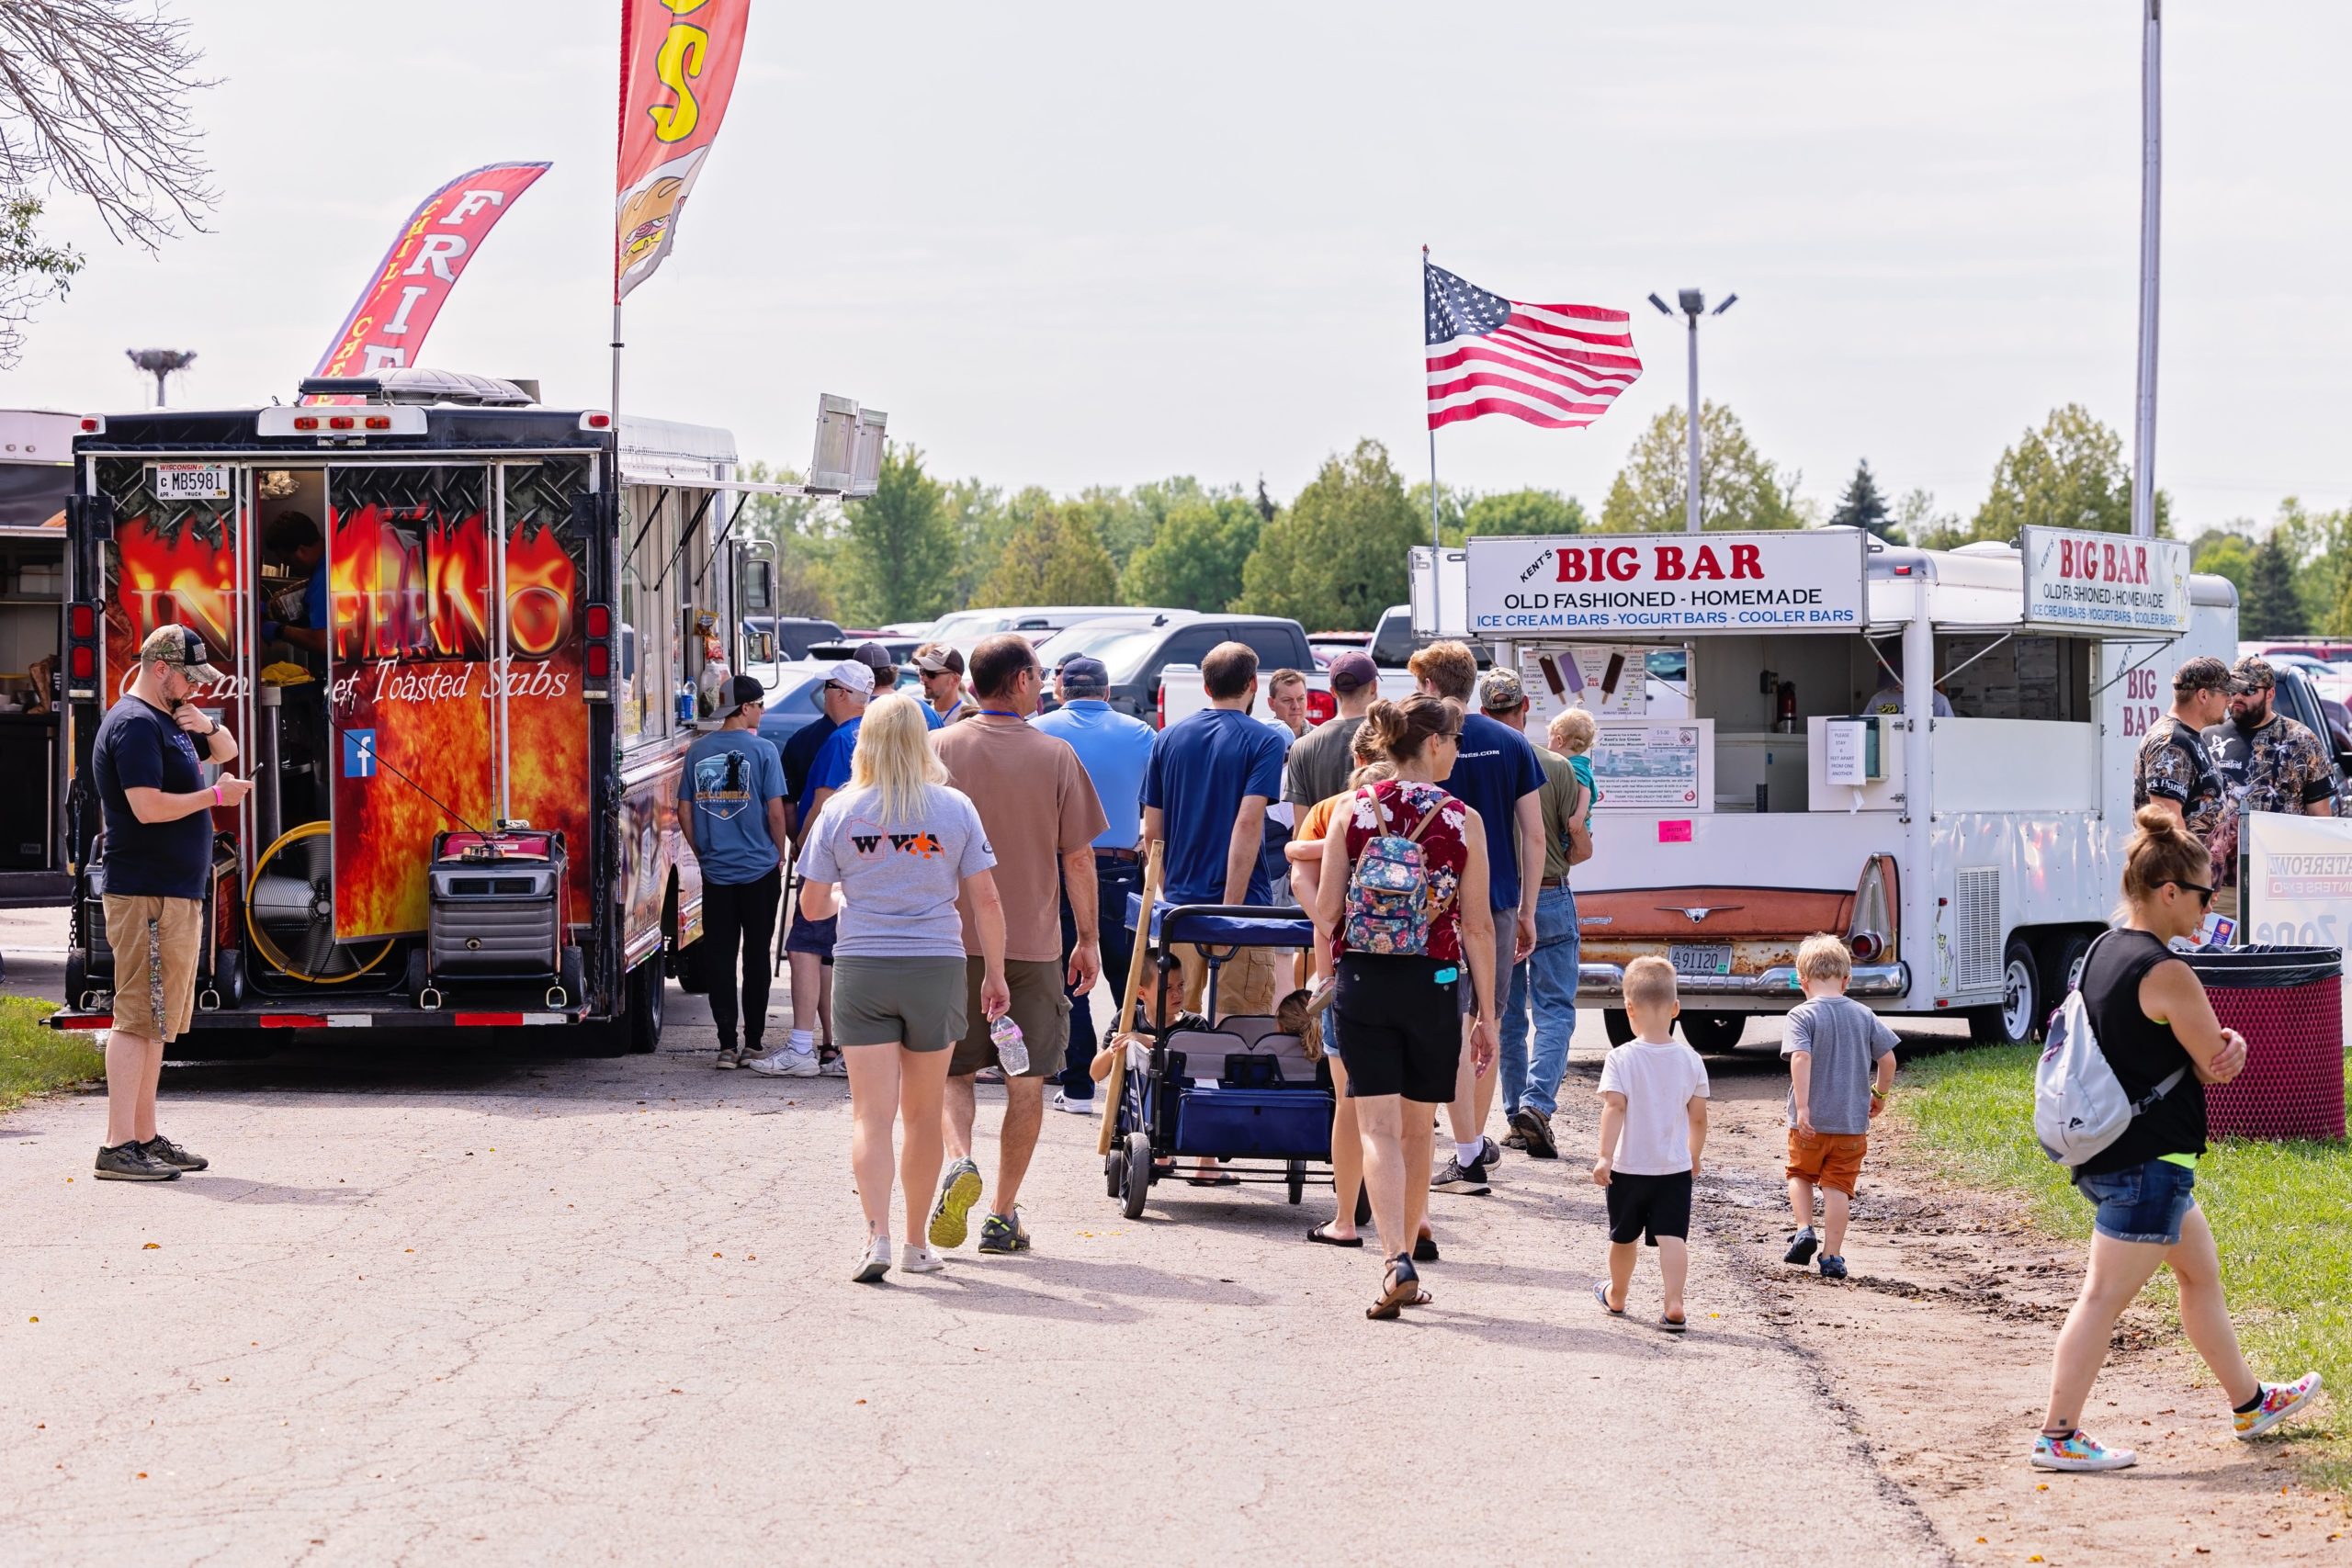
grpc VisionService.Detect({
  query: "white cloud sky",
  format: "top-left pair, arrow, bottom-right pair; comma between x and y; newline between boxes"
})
3,0 -> 2346,536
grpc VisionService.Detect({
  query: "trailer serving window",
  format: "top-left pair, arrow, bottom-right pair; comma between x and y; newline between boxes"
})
618,482 -> 673,748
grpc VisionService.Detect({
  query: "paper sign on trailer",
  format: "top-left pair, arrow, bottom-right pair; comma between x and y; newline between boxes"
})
2019,525 -> 2190,634
1462,530 -> 1867,636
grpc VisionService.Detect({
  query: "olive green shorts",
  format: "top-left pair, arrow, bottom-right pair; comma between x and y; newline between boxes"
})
831,955 -> 968,1052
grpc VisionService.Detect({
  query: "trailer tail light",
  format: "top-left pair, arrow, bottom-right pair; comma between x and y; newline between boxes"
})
580,412 -> 612,430
66,601 -> 100,698
293,417 -> 320,431
78,415 -> 106,434
583,604 -> 616,700
1306,689 -> 1337,727
1154,683 -> 1165,729
1847,852 -> 1898,965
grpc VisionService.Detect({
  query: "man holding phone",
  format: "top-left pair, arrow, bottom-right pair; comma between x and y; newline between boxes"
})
87,626 -> 252,1181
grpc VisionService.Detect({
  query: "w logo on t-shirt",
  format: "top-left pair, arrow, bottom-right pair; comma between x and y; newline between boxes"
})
846,829 -> 944,860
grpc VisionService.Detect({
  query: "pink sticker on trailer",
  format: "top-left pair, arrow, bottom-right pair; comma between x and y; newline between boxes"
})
1658,820 -> 1692,843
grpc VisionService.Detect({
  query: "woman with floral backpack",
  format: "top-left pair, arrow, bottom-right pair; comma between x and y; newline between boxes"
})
1309,695 -> 1498,1320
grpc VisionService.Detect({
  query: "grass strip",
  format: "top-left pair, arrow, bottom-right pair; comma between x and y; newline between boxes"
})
0,995 -> 99,1115
1895,1043 -> 2352,1493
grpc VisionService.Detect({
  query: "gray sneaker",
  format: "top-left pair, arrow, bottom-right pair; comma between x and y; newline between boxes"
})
94,1142 -> 179,1181
141,1135 -> 208,1172
977,1209 -> 1030,1255
716,1045 -> 741,1071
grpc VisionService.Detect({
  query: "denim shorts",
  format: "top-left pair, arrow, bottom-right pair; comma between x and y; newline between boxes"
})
2075,1156 -> 2197,1246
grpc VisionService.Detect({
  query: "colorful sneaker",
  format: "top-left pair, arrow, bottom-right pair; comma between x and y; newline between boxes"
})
141,1135 -> 208,1172
977,1211 -> 1025,1255
2234,1373 -> 2323,1440
1783,1227 -> 1819,1266
2030,1429 -> 2137,1471
928,1157 -> 983,1249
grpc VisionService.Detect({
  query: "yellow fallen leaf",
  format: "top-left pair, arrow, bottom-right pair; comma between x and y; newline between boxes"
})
712,1252 -> 722,1258
141,1243 -> 159,1251
27,1316 -> 36,1323
136,1472 -> 147,1480
2035,1483 -> 2048,1491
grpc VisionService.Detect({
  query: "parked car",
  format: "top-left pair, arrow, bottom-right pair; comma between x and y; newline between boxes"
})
924,604 -> 1170,656
1042,612 -> 1323,726
2269,666 -> 2352,814
1367,604 -> 1493,668
742,615 -> 845,660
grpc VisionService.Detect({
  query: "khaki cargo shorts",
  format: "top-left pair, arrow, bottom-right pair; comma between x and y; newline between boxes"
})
103,893 -> 201,1043
949,958 -> 1068,1078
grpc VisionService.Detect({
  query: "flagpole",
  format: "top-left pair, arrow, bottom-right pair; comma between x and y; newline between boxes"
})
1423,245 -> 1441,556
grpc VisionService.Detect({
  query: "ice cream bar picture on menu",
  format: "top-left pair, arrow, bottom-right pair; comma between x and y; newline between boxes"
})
1600,652 -> 1625,702
1538,654 -> 1577,701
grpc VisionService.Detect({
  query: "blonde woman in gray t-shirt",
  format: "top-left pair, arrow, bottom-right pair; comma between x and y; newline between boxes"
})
798,694 -> 1011,1282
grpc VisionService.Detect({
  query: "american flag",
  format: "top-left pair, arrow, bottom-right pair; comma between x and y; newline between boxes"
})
1424,260 -> 1643,432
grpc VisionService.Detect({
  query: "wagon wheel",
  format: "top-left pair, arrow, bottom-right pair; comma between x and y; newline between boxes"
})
1122,1131 -> 1153,1220
1285,1159 -> 1306,1206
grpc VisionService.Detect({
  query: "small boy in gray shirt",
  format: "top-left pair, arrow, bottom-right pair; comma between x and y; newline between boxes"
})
1781,934 -> 1898,1280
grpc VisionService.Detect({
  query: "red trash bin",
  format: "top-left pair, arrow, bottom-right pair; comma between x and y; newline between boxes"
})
2183,945 -> 2346,1142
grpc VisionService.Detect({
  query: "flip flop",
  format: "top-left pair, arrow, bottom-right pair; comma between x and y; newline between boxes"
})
1187,1174 -> 1240,1188
1593,1280 -> 1624,1316
1306,1224 -> 1363,1248
1414,1235 -> 1440,1264
1659,1313 -> 1688,1335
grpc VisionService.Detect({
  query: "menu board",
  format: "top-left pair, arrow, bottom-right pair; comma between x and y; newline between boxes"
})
1515,642 -> 1646,728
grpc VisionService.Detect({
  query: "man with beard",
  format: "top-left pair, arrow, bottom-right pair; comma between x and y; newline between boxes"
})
2202,657 -> 2336,920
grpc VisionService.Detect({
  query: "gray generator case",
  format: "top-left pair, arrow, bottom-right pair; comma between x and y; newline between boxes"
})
424,831 -> 568,986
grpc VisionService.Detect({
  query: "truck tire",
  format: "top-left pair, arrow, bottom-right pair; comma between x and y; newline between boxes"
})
1968,938 -> 2042,1047
2041,930 -> 2096,1019
1601,1009 -> 1634,1046
625,954 -> 666,1055
1680,1011 -> 1747,1054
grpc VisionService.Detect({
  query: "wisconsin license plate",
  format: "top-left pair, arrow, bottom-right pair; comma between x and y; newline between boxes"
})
1668,943 -> 1731,977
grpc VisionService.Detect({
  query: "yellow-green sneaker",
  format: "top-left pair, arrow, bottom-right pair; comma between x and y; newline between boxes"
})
928,1157 -> 982,1249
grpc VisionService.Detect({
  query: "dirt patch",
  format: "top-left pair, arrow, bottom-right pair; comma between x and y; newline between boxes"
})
1693,1054 -> 2346,1564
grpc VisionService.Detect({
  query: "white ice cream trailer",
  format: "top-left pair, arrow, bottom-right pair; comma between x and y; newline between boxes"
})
1413,525 -> 2236,1050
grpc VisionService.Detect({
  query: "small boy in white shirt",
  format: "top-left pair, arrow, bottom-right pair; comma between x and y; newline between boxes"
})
1592,955 -> 1711,1332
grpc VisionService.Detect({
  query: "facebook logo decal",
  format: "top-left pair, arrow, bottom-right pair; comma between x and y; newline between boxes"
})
343,728 -> 379,781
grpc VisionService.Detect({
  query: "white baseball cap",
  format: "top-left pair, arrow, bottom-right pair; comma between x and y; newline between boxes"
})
821,659 -> 875,696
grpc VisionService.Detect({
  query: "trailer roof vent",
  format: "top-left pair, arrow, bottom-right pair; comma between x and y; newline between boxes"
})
294,368 -> 537,408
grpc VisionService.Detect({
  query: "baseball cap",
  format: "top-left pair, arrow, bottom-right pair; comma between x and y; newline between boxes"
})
139,624 -> 225,682
913,643 -> 964,677
822,659 -> 875,696
2174,655 -> 2229,694
2227,655 -> 2275,694
1326,650 -> 1378,695
1059,656 -> 1111,694
725,674 -> 766,710
1480,667 -> 1526,712
852,641 -> 898,687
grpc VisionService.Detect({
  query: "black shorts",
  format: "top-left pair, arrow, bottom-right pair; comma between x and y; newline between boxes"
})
1332,952 -> 1462,1103
1604,1169 -> 1693,1247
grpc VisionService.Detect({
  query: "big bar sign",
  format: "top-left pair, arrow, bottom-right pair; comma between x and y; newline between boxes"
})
1462,530 -> 1868,636
2019,525 -> 2191,634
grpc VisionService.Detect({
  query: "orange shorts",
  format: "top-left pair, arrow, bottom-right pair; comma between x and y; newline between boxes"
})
1785,1129 -> 1868,1197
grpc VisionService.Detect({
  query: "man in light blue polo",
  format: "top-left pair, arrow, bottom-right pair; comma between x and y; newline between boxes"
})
1035,655 -> 1154,1112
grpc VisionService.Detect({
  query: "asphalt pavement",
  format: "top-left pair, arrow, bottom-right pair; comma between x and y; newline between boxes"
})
2,910 -> 1953,1565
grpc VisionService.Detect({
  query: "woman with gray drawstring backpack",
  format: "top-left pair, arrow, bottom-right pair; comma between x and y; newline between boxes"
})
2030,805 -> 2323,1472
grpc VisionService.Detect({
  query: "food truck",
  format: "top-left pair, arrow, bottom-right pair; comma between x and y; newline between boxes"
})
44,370 -> 875,1053
1412,525 -> 2236,1049
0,409 -> 76,910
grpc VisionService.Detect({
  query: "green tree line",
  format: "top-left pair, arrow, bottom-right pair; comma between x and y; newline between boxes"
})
743,400 -> 2343,636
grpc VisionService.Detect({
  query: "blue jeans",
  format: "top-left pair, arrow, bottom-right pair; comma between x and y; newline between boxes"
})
1059,852 -> 1143,1099
1501,886 -> 1579,1118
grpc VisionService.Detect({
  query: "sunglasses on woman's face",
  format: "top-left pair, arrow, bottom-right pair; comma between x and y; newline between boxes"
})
2165,878 -> 2216,908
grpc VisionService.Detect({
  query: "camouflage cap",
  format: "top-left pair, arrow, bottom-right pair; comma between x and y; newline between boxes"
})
2227,655 -> 2276,694
2173,655 -> 2229,694
1479,666 -> 1527,712
138,624 -> 225,682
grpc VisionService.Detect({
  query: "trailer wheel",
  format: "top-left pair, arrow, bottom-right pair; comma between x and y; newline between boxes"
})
1602,1009 -> 1634,1046
625,955 -> 665,1054
2043,931 -> 2095,1016
1969,938 -> 2042,1047
1680,1011 -> 1747,1054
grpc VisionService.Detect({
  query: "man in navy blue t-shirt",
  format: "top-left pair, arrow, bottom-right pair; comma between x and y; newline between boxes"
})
1408,640 -> 1544,1194
1142,642 -> 1289,1017
87,626 -> 252,1182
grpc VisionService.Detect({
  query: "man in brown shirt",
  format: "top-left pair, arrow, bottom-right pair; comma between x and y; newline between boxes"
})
926,634 -> 1109,1255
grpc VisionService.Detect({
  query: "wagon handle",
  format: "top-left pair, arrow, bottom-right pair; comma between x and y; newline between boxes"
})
1097,840 -> 1164,1158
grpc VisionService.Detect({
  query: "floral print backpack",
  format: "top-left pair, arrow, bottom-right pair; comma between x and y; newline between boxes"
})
1341,785 -> 1451,955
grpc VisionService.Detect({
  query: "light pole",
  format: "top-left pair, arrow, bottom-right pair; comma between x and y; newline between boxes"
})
125,348 -> 198,407
1647,289 -> 1736,533
2130,0 -> 2160,538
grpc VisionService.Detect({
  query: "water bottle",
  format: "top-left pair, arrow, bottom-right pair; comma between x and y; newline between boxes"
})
989,1013 -> 1029,1077
675,681 -> 695,725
